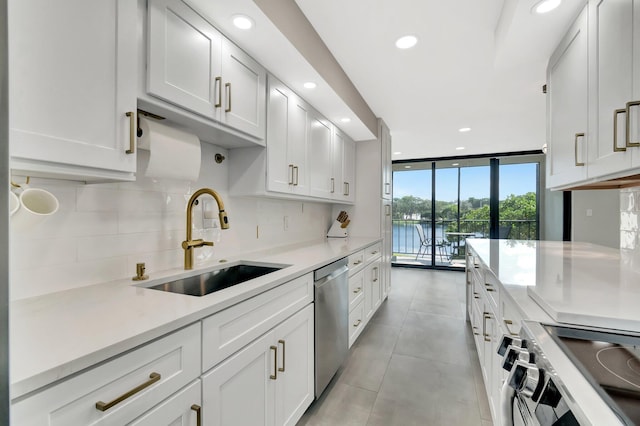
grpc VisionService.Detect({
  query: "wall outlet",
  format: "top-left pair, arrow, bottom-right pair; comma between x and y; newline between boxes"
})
586,209 -> 593,217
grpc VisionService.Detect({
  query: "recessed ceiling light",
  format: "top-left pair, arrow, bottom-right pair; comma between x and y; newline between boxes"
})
458,127 -> 471,133
395,35 -> 418,49
303,82 -> 316,89
404,165 -> 411,169
340,117 -> 351,123
393,151 -> 402,155
456,146 -> 465,150
232,14 -> 254,30
532,0 -> 561,14
452,163 -> 459,166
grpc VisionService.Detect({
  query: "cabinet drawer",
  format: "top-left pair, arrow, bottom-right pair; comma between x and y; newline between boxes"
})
12,323 -> 201,426
348,250 -> 365,276
364,242 -> 382,264
349,269 -> 365,310
129,379 -> 201,426
484,272 -> 500,310
202,273 -> 313,371
348,300 -> 365,348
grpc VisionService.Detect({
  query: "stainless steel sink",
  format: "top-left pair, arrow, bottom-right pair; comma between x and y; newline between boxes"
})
145,261 -> 288,297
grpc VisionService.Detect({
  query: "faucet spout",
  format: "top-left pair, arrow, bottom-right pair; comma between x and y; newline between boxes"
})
183,188 -> 229,270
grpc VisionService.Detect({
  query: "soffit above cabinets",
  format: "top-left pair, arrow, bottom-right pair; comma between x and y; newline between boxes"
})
186,0 -> 377,142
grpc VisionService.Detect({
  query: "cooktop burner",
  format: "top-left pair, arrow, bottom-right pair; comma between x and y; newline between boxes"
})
544,325 -> 640,425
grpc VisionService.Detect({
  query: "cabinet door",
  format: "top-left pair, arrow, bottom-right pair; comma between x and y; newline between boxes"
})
336,130 -> 356,203
587,0 -> 638,177
9,0 -> 137,180
202,331 -> 275,426
147,0 -> 222,119
332,128 -> 345,201
267,79 -> 296,194
381,200 -> 392,297
221,38 -> 266,139
274,305 -> 314,426
380,120 -> 393,199
307,112 -> 334,198
546,7 -> 589,188
364,260 -> 381,321
288,96 -> 310,195
128,380 -> 201,426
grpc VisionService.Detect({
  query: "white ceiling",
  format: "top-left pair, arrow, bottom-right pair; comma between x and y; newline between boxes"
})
295,0 -> 586,160
190,0 -> 585,160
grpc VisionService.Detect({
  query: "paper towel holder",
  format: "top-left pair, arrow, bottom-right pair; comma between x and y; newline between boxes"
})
136,109 -> 166,137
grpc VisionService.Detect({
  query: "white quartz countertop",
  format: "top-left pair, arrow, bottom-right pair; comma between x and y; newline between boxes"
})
467,239 -> 640,332
10,236 -> 380,399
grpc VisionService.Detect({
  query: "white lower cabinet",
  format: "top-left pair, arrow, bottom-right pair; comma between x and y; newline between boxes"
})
128,380 -> 201,426
364,260 -> 382,322
467,245 -> 523,426
348,243 -> 383,348
11,324 -> 201,426
202,304 -> 314,426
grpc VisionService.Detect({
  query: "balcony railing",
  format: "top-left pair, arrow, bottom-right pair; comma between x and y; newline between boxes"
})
393,219 -> 537,258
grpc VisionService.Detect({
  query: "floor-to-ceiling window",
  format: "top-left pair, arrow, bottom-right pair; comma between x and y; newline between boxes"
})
392,153 -> 542,269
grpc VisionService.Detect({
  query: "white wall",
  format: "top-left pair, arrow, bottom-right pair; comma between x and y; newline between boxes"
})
572,189 -> 620,248
10,143 -> 332,300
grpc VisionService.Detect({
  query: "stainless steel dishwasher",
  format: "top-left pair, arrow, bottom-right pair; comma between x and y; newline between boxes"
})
314,256 -> 349,398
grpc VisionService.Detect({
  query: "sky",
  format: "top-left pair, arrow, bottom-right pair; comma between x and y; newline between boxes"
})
393,163 -> 537,202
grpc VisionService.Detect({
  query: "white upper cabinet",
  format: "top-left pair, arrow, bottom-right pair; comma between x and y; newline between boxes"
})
266,77 -> 309,195
147,0 -> 266,140
340,133 -> 356,203
546,1 -> 640,189
380,121 -> 393,199
546,6 -> 589,188
587,0 -> 640,177
9,0 -> 137,182
147,0 -> 221,118
307,112 -> 334,199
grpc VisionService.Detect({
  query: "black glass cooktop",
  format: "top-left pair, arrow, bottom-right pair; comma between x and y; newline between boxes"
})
545,325 -> 640,426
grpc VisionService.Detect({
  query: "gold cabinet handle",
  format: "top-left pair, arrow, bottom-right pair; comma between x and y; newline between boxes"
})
278,339 -> 286,372
191,404 -> 202,426
353,319 -> 362,327
373,266 -> 379,282
225,82 -> 232,112
95,372 -> 161,411
214,77 -> 222,108
353,287 -> 362,294
269,345 -> 278,380
331,177 -> 335,193
125,111 -> 135,154
293,166 -> 299,186
503,319 -> 519,337
482,312 -> 491,342
614,108 -> 627,152
574,133 -> 585,166
288,164 -> 294,185
472,326 -> 480,336
485,283 -> 495,292
343,182 -> 349,196
473,292 -> 480,299
353,259 -> 362,265
626,100 -> 640,147
384,182 -> 391,195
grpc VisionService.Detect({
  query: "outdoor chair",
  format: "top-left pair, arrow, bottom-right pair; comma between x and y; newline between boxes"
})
415,224 -> 431,260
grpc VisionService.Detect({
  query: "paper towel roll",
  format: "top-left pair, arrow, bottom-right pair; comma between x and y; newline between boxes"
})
138,117 -> 201,181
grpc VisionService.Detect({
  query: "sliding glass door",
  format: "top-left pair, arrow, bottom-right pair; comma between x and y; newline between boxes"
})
392,154 -> 541,269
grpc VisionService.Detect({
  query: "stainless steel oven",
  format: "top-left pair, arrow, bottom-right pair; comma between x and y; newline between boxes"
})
498,321 -> 636,426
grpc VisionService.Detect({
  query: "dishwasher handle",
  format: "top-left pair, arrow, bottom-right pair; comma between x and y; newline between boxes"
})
314,257 -> 348,285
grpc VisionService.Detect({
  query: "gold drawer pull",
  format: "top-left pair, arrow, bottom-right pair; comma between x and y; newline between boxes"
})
225,82 -> 232,112
270,345 -> 277,380
627,100 -> 640,147
278,339 -> 286,372
353,319 -> 362,327
191,404 -> 202,426
95,372 -> 161,411
574,133 -> 585,166
485,283 -> 495,292
125,111 -> 135,154
214,76 -> 222,108
614,108 -> 627,152
472,326 -> 480,336
353,260 -> 362,265
353,287 -> 362,294
503,319 -> 519,336
473,292 -> 480,299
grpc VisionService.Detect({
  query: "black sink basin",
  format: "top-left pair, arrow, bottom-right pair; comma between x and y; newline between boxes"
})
146,262 -> 286,297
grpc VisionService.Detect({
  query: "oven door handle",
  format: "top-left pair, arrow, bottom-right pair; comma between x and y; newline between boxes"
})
501,378 -> 516,426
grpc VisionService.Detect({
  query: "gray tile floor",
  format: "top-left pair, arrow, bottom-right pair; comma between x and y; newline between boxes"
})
298,268 -> 493,426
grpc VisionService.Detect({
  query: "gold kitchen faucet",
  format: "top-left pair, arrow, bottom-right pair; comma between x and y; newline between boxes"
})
182,188 -> 229,270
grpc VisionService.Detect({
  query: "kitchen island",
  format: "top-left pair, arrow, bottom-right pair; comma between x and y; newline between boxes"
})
466,238 -> 640,426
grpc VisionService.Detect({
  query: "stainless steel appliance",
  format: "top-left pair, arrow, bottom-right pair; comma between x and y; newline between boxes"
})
498,320 -> 637,426
313,257 -> 349,398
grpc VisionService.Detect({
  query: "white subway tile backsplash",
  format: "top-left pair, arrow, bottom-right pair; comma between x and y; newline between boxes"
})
9,144 -> 330,300
621,187 -> 640,253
